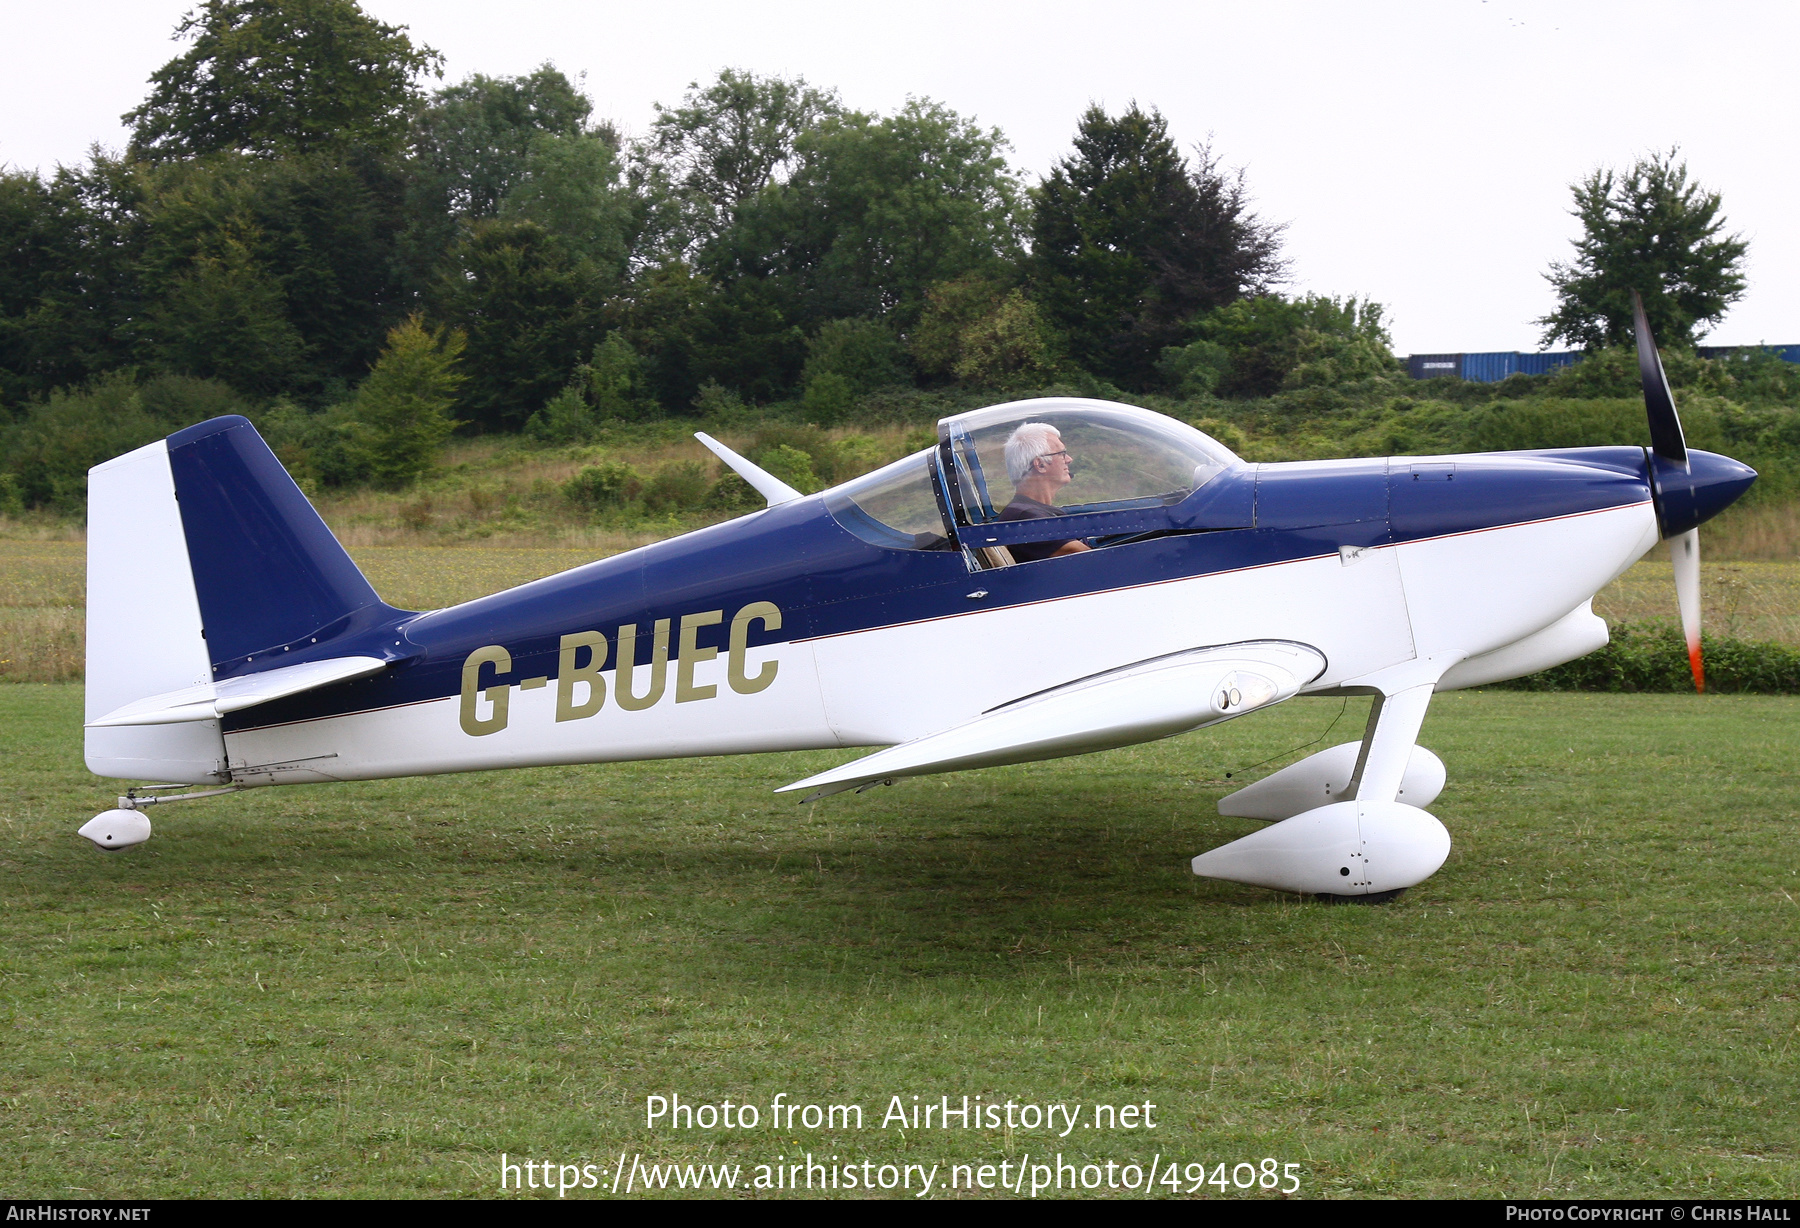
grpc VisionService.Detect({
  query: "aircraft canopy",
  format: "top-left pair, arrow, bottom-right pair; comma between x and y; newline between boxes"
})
939,398 -> 1241,524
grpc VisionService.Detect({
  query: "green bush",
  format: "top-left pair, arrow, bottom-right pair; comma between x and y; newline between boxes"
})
562,459 -> 641,508
0,373 -> 168,514
1157,339 -> 1230,398
691,380 -> 750,422
525,385 -> 599,445
704,472 -> 762,512
0,369 -> 260,515
137,373 -> 247,425
1460,397 -> 1657,452
1194,294 -> 1402,399
253,398 -> 332,492
755,444 -> 821,494
749,426 -> 829,476
642,460 -> 710,512
1497,621 -> 1800,694
579,332 -> 659,421
800,372 -> 856,426
802,318 -> 906,393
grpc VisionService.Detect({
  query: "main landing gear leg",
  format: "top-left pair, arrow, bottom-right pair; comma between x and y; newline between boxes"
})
1193,657 -> 1461,901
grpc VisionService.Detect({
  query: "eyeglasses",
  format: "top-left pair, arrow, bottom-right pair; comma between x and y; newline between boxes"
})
1037,450 -> 1072,465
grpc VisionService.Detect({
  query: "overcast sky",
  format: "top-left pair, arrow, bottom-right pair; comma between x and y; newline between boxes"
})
5,0 -> 1793,355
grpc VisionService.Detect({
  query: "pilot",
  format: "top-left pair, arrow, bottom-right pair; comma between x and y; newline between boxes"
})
998,423 -> 1092,562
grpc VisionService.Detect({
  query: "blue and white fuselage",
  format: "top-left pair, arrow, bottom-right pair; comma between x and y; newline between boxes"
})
80,396 -> 1755,897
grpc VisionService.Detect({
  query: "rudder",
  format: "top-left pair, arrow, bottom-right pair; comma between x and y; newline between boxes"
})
86,415 -> 402,782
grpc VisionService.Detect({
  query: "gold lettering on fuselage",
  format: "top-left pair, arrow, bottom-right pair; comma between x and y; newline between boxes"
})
555,630 -> 607,721
459,645 -> 512,736
614,617 -> 671,711
676,610 -> 724,703
458,602 -> 783,736
729,601 -> 781,694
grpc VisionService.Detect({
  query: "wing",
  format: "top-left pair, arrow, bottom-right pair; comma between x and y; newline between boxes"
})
779,640 -> 1326,800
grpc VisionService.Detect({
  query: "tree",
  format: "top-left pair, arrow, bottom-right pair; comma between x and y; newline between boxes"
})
639,69 -> 841,258
142,223 -> 308,397
500,133 -> 640,275
913,276 -> 1062,389
124,0 -> 441,161
1190,294 -> 1398,399
0,156 -> 150,403
731,100 -> 1026,330
1539,148 -> 1748,350
801,318 -> 906,394
0,373 -> 166,512
0,170 -> 100,403
131,151 -> 412,399
332,314 -> 463,487
428,219 -> 607,431
1032,105 -> 1285,389
415,65 -> 599,219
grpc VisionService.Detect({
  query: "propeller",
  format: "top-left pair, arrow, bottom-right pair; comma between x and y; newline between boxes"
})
1632,291 -> 1703,692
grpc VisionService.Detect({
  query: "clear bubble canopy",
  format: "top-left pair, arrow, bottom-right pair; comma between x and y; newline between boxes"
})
940,398 -> 1241,522
823,399 -> 1243,551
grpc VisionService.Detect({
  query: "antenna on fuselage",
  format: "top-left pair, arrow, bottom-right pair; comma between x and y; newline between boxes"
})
694,432 -> 804,508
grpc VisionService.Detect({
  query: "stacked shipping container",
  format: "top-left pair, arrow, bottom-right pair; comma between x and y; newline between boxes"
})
1406,346 -> 1799,382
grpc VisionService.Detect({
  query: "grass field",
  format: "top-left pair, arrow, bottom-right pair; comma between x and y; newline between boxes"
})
2,684 -> 1796,1199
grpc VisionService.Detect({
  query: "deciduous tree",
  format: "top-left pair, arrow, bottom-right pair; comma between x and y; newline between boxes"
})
415,65 -> 599,219
640,69 -> 841,259
124,0 -> 441,161
428,220 -> 607,431
737,100 -> 1025,330
1539,148 -> 1748,350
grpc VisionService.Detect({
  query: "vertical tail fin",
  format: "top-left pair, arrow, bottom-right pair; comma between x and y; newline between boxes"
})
162,415 -> 389,673
86,415 -> 401,782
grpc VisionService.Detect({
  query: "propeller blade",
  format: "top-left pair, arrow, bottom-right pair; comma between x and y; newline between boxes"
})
1672,528 -> 1703,692
1632,290 -> 1688,466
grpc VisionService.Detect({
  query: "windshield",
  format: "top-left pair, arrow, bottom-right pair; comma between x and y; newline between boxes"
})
823,450 -> 951,550
938,398 -> 1241,524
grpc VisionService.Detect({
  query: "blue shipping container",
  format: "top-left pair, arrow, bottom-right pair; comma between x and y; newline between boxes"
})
1698,344 -> 1800,365
1407,353 -> 1462,380
1407,347 -> 1797,382
1517,351 -> 1580,376
1460,352 -> 1519,382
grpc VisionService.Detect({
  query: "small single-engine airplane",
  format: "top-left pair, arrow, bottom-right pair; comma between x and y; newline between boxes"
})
79,298 -> 1754,902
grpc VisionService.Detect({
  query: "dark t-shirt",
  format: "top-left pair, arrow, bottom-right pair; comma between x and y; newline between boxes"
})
996,494 -> 1074,563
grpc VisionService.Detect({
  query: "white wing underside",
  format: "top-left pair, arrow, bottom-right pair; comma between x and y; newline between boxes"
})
780,640 -> 1327,800
87,656 -> 389,727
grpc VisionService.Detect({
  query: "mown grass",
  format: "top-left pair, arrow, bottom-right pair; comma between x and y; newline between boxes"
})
2,685 -> 1795,1198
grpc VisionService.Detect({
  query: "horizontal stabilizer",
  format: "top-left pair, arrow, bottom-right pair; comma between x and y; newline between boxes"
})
87,656 -> 388,727
779,641 -> 1325,799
